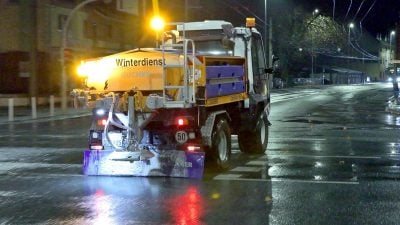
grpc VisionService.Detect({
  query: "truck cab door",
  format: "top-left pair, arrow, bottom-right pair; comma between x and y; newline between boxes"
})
250,33 -> 269,97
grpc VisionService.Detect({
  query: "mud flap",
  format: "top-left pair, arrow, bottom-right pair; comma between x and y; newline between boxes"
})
83,149 -> 205,178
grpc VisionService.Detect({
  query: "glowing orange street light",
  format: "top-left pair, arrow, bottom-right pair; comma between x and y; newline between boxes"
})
150,16 -> 165,31
150,16 -> 165,47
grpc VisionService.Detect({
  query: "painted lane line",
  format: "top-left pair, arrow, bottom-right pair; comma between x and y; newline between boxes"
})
246,161 -> 267,166
267,154 -> 382,159
230,166 -> 262,172
214,174 -> 242,179
271,94 -> 315,103
0,191 -> 19,197
269,137 -> 327,141
213,176 -> 271,182
271,178 -> 359,185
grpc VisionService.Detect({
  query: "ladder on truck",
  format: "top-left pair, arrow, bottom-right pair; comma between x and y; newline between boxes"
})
161,22 -> 196,108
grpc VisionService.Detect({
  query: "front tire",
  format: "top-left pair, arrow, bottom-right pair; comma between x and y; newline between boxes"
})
238,113 -> 269,154
210,118 -> 231,170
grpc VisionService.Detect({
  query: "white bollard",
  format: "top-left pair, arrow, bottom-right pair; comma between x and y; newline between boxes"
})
31,97 -> 37,119
8,98 -> 14,122
50,95 -> 55,116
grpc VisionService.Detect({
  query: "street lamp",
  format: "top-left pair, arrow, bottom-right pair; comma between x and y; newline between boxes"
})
150,15 -> 165,47
60,0 -> 98,110
264,0 -> 267,65
390,30 -> 396,61
311,8 -> 319,77
60,0 -> 111,110
348,22 -> 354,44
347,22 -> 354,72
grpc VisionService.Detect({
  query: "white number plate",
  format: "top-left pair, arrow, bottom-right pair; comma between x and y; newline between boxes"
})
175,131 -> 188,144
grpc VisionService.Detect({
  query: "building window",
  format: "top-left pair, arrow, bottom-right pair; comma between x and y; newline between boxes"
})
58,14 -> 68,31
84,20 -> 97,39
106,25 -> 113,39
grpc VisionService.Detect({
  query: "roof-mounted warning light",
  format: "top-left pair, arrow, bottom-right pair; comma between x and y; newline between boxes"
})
246,18 -> 256,28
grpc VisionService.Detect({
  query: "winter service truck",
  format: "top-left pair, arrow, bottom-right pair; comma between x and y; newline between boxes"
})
76,18 -> 275,178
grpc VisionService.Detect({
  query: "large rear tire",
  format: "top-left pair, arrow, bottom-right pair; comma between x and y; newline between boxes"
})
238,113 -> 269,154
210,118 -> 231,170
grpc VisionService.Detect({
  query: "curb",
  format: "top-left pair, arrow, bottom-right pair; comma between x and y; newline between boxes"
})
0,109 -> 91,125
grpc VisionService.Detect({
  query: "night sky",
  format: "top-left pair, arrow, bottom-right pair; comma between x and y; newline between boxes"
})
163,0 -> 399,37
299,0 -> 400,36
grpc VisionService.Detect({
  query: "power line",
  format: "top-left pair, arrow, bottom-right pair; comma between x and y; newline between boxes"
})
344,0 -> 352,21
352,0 -> 366,21
360,0 -> 376,23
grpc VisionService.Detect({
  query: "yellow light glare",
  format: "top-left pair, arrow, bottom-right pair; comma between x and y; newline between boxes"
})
77,62 -> 89,77
87,59 -> 113,86
150,16 -> 165,31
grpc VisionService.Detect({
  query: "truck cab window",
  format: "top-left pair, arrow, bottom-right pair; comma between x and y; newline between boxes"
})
251,34 -> 267,75
251,33 -> 268,95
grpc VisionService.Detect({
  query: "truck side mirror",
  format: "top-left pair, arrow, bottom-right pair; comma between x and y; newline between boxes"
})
265,68 -> 273,73
272,55 -> 280,70
222,37 -> 235,50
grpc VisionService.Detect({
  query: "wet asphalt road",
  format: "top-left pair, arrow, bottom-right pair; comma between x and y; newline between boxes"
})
1,83 -> 400,224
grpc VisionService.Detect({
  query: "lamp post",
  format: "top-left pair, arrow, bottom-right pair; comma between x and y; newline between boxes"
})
150,15 -> 165,48
264,0 -> 268,66
60,0 -> 100,110
390,30 -> 396,61
347,22 -> 354,73
348,22 -> 354,44
311,9 -> 319,77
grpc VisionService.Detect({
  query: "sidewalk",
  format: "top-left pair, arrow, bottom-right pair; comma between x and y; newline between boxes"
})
0,106 -> 91,124
0,84 -> 375,124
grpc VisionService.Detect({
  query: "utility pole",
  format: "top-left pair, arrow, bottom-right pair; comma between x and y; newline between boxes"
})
21,0 -> 38,98
269,18 -> 273,67
394,22 -> 400,98
60,0 -> 99,110
264,0 -> 268,66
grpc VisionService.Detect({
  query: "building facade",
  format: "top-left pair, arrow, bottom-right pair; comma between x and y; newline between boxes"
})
0,0 -> 142,95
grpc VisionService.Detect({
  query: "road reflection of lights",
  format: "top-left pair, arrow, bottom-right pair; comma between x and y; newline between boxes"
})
314,175 -> 323,180
314,161 -> 323,168
385,115 -> 393,125
169,186 -> 204,225
388,142 -> 400,155
211,192 -> 220,199
384,115 -> 400,126
312,141 -> 322,152
91,189 -> 116,225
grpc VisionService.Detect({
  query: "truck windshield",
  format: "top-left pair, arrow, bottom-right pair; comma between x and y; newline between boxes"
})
194,40 -> 233,56
177,29 -> 233,56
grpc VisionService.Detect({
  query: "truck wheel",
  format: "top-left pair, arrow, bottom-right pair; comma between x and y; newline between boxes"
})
238,113 -> 268,154
210,118 -> 231,170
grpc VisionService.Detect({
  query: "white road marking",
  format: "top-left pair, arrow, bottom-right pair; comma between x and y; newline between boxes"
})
246,161 -> 267,166
0,191 -> 18,197
214,176 -> 271,182
271,178 -> 359,185
0,162 -> 81,172
214,174 -> 243,179
20,173 -> 84,178
230,166 -> 262,172
269,137 -> 327,141
213,176 -> 358,185
271,94 -> 317,103
267,154 -> 382,159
